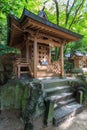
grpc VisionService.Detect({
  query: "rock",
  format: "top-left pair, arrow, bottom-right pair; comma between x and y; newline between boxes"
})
0,79 -> 45,130
0,72 -> 6,85
0,80 -> 24,110
0,58 -> 13,85
0,62 -> 6,85
0,62 -> 4,72
22,81 -> 45,130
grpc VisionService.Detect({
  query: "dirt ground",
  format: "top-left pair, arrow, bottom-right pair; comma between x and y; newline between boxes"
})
57,109 -> 87,130
0,109 -> 87,130
0,110 -> 24,130
45,108 -> 87,130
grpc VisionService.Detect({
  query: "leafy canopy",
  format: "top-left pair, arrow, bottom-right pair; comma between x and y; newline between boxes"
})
0,0 -> 87,55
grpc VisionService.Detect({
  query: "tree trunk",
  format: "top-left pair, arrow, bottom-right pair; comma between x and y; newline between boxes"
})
53,0 -> 59,25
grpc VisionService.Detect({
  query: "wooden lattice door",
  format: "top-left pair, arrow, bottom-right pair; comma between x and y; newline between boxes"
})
37,44 -> 49,65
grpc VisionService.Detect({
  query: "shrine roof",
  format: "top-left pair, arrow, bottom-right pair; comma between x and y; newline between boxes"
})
8,8 -> 83,46
20,8 -> 82,39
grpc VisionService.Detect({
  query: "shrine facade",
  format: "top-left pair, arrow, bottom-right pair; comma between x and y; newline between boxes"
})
8,8 -> 82,78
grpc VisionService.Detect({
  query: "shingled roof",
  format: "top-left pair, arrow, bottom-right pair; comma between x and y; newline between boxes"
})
8,8 -> 83,46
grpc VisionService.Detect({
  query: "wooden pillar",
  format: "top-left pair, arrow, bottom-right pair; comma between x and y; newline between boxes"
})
26,39 -> 29,62
34,37 -> 37,78
48,46 -> 51,64
60,45 -> 64,77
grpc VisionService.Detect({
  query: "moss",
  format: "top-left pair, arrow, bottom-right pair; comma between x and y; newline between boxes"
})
22,84 -> 30,112
0,73 -> 6,85
5,64 -> 12,72
68,79 -> 87,104
0,60 -> 13,85
0,79 -> 24,110
0,62 -> 4,71
72,68 -> 83,74
23,81 -> 45,130
83,88 -> 87,103
0,79 -> 45,130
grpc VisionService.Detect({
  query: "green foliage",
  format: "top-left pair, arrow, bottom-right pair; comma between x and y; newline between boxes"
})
0,0 -> 87,55
0,44 -> 20,55
64,60 -> 74,73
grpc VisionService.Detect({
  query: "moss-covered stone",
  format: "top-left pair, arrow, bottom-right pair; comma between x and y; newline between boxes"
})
23,81 -> 45,130
0,62 -> 6,85
5,64 -> 13,72
0,80 -> 24,110
0,79 -> 45,130
0,61 -> 13,85
0,62 -> 4,72
0,73 -> 6,85
44,100 -> 54,125
81,86 -> 87,104
72,68 -> 87,83
22,84 -> 30,112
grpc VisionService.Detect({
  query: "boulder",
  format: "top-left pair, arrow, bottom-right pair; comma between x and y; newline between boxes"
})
0,62 -> 6,85
0,80 -> 24,110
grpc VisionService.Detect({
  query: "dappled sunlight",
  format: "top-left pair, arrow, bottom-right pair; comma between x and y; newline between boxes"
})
57,117 -> 75,130
76,110 -> 87,121
54,110 -> 87,130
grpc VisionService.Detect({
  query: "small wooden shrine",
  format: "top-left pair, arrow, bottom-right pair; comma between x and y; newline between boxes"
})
70,51 -> 87,68
8,8 -> 82,78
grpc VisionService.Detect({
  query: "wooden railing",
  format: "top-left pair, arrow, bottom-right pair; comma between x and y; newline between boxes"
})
13,58 -> 61,78
13,58 -> 34,78
47,61 -> 61,75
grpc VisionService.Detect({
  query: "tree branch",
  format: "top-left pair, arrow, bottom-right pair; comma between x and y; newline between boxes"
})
69,0 -> 85,29
65,0 -> 76,26
53,0 -> 59,25
65,0 -> 69,25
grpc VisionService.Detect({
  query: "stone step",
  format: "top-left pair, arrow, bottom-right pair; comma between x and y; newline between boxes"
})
54,98 -> 76,109
44,86 -> 71,96
53,102 -> 83,126
45,92 -> 73,102
42,78 -> 69,89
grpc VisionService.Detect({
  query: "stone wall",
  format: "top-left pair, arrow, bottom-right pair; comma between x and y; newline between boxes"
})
0,79 -> 45,130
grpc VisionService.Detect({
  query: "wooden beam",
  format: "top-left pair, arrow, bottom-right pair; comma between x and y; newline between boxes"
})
22,18 -> 30,29
27,19 -> 79,41
38,33 -> 63,44
34,37 -> 37,78
38,38 -> 61,47
60,45 -> 64,77
28,36 -> 61,47
10,27 -> 15,46
12,24 -> 24,32
24,29 -> 64,45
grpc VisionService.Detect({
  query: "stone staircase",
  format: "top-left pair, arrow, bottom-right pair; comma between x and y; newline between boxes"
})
41,78 -> 83,127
